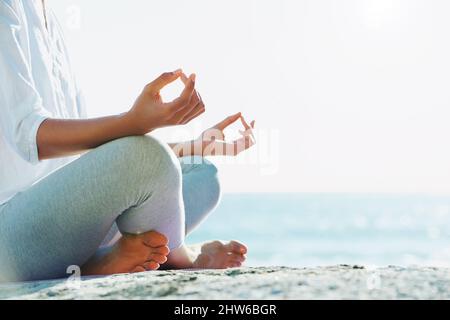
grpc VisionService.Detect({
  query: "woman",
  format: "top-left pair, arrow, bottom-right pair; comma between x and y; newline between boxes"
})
0,0 -> 256,282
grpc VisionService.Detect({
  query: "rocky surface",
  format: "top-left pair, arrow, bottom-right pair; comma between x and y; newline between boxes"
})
1,265 -> 450,300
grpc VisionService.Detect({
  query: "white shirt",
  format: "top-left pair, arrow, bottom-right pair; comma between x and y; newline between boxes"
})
0,0 -> 86,205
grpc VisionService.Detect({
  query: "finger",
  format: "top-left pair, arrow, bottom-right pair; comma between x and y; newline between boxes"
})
181,100 -> 206,124
181,75 -> 204,106
239,129 -> 253,138
191,90 -> 201,108
170,99 -> 202,124
240,117 -> 256,140
174,88 -> 204,124
181,107 -> 205,125
146,69 -> 182,94
174,89 -> 200,117
214,112 -> 242,131
216,134 -> 255,156
167,74 -> 196,111
239,121 -> 256,141
232,135 -> 255,155
170,90 -> 203,124
240,115 -> 252,130
180,72 -> 189,85
179,75 -> 202,113
184,91 -> 204,116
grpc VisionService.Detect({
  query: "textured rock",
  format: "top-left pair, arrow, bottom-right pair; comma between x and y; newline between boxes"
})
1,266 -> 450,300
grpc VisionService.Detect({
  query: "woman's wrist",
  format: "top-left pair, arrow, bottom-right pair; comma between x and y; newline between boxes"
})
120,111 -> 152,136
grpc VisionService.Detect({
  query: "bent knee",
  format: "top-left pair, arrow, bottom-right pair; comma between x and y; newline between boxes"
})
205,162 -> 221,208
99,136 -> 182,186
181,156 -> 219,175
182,156 -> 221,206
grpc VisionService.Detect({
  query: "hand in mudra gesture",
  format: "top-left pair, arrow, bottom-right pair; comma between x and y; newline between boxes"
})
173,73 -> 256,157
196,113 -> 256,157
127,69 -> 205,134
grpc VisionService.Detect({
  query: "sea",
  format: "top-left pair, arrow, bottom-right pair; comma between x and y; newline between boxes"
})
186,193 -> 450,268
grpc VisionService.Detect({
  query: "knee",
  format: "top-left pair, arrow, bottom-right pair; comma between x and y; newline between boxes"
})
186,156 -> 222,208
204,159 -> 222,209
103,136 -> 182,188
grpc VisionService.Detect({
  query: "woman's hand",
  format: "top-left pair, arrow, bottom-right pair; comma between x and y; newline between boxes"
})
125,69 -> 206,135
37,69 -> 208,160
168,113 -> 256,158
195,113 -> 256,157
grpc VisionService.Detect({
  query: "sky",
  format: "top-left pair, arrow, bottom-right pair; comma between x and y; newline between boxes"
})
48,0 -> 450,193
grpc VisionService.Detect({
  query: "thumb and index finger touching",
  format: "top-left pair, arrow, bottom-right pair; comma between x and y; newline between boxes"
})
214,112 -> 242,131
216,113 -> 256,136
147,69 -> 255,135
147,69 -> 183,93
147,69 -> 196,101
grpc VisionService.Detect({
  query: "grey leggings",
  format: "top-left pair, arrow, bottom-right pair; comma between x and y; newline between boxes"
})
0,136 -> 221,282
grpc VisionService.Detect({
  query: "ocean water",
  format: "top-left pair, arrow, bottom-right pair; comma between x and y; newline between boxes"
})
186,193 -> 450,268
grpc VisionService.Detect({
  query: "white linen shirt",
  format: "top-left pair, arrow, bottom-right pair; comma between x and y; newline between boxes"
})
0,0 -> 86,205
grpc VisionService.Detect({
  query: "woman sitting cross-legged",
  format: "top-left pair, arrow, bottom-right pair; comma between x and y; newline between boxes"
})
0,0 -> 255,282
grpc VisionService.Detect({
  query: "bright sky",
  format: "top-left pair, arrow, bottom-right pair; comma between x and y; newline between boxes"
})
48,0 -> 450,193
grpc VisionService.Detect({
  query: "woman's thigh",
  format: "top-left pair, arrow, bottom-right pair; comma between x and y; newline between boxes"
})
101,156 -> 222,247
0,136 -> 183,282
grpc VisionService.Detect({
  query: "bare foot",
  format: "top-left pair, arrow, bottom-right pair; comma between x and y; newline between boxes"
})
82,231 -> 170,276
193,240 -> 247,269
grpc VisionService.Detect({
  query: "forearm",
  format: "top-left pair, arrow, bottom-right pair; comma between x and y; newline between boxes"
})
36,70 -> 204,161
37,113 -> 137,160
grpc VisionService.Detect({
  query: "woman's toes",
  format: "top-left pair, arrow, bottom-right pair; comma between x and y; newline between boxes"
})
201,241 -> 223,253
132,266 -> 146,273
142,231 -> 169,248
154,245 -> 170,256
229,261 -> 242,268
143,261 -> 160,271
193,253 -> 212,268
148,253 -> 168,264
228,253 -> 246,263
225,241 -> 248,255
